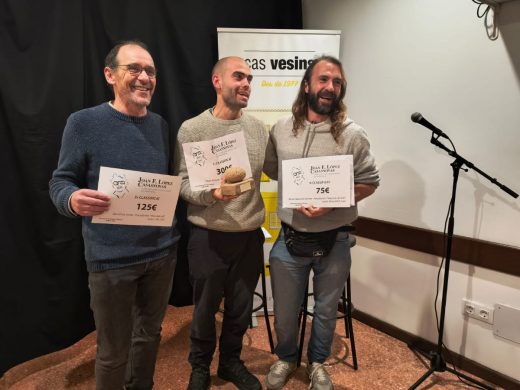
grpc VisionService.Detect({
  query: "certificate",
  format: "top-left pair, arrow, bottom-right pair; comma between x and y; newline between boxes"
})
92,166 -> 181,227
281,155 -> 354,208
182,131 -> 252,191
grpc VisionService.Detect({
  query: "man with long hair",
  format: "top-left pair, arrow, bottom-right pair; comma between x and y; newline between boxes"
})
263,55 -> 380,390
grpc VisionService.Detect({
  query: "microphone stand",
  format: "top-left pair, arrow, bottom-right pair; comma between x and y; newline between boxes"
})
409,133 -> 518,390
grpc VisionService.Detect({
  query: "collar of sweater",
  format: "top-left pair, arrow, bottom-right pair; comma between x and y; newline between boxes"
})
303,118 -> 332,132
107,101 -> 149,124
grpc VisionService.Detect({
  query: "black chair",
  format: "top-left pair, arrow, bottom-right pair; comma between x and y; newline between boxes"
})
251,264 -> 275,353
296,236 -> 358,369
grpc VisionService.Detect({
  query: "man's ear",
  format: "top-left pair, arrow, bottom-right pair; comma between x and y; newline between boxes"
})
104,66 -> 116,86
304,80 -> 309,94
212,74 -> 221,89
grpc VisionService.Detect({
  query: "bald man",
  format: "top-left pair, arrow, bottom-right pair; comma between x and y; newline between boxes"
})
174,57 -> 267,390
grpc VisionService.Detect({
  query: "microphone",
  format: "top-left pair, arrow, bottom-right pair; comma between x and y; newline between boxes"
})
411,112 -> 449,139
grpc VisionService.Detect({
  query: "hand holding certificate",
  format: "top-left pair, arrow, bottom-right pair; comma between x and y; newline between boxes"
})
92,166 -> 181,227
282,155 -> 354,208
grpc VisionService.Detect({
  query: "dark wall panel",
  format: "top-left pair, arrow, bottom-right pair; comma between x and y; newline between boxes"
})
0,0 -> 302,374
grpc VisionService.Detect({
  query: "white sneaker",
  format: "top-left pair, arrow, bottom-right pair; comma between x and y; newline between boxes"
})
306,362 -> 333,390
266,359 -> 297,389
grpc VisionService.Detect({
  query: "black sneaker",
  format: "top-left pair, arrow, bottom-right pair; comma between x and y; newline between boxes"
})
217,359 -> 261,390
187,365 -> 210,390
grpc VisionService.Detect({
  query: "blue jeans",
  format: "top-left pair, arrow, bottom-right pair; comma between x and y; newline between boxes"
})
88,248 -> 177,390
270,229 -> 352,364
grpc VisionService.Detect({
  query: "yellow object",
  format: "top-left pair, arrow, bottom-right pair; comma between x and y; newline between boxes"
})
260,172 -> 270,182
261,191 -> 281,243
264,263 -> 271,277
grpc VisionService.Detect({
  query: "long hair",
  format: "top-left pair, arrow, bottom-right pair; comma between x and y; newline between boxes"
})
292,55 -> 347,143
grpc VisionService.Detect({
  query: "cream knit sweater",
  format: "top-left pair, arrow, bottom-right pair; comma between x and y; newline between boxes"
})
174,109 -> 268,232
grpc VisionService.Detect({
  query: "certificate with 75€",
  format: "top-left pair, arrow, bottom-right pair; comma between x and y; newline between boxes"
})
282,155 -> 354,208
92,166 -> 181,227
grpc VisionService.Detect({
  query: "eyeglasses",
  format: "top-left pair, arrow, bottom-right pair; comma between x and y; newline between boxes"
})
115,63 -> 157,78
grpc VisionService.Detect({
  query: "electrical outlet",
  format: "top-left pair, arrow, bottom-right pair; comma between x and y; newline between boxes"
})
479,308 -> 491,321
464,300 -> 475,315
462,299 -> 494,324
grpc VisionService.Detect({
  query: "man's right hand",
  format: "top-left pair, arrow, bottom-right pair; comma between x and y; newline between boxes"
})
211,177 -> 240,202
70,189 -> 111,216
211,187 -> 239,202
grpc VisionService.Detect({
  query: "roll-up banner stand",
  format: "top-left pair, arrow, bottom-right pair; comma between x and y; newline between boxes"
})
217,28 -> 341,312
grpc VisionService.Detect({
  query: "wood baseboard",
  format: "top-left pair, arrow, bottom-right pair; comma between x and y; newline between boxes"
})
352,217 -> 520,277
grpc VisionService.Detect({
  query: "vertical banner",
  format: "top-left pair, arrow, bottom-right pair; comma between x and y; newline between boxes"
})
218,28 -> 340,126
217,28 -> 341,312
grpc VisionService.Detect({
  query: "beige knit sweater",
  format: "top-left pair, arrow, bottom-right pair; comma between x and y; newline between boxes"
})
263,116 -> 379,232
174,109 -> 268,232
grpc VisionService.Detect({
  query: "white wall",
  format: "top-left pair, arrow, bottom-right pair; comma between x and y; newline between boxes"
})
303,0 -> 520,382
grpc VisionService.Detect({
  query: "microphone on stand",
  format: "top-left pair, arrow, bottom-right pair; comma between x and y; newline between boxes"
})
411,112 -> 449,139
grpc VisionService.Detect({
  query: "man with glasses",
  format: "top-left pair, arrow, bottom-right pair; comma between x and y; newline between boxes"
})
49,41 -> 179,390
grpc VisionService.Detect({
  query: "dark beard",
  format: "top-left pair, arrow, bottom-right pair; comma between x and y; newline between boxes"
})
223,93 -> 248,110
307,91 -> 339,115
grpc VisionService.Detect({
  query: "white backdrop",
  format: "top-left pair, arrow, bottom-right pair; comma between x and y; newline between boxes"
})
302,0 -> 520,381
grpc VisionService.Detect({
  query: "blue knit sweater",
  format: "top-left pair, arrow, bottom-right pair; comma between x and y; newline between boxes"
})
49,103 -> 179,272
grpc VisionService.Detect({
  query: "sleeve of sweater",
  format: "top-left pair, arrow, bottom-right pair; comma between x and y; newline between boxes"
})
173,124 -> 216,207
262,125 -> 279,181
48,114 -> 84,218
350,127 -> 380,186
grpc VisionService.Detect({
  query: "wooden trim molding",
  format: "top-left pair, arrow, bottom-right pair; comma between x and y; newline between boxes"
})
352,217 -> 520,277
353,310 -> 520,389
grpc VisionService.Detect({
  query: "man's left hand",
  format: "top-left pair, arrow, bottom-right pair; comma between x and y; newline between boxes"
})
297,205 -> 333,218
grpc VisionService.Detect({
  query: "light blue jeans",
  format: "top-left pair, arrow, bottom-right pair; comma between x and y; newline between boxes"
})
270,229 -> 352,364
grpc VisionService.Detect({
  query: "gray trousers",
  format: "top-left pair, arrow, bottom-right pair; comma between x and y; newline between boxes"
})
88,248 -> 177,390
